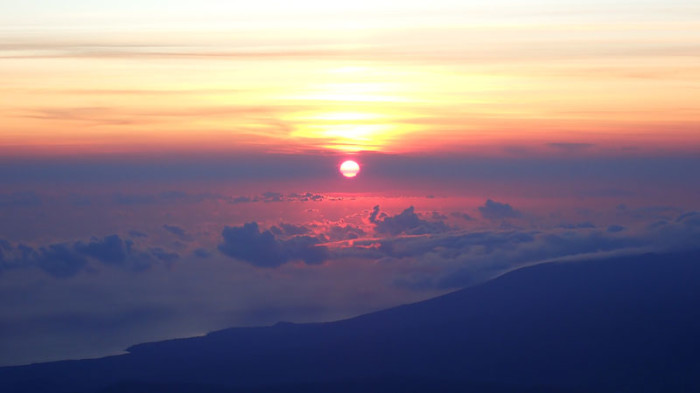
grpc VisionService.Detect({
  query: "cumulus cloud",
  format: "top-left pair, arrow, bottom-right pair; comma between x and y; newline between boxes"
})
288,192 -> 324,202
478,199 -> 522,220
450,212 -> 474,221
261,192 -> 283,202
270,223 -> 310,236
650,211 -> 700,251
0,234 -> 179,277
345,208 -> 700,291
431,212 -> 447,220
231,196 -> 253,204
57,190 -> 333,209
607,225 -> 626,233
0,239 -> 10,263
676,211 -> 700,226
370,206 -> 449,236
369,206 -> 382,223
128,230 -> 148,238
149,248 -> 180,264
74,235 -> 129,264
270,221 -> 365,242
34,244 -> 89,278
2,204 -> 700,293
229,192 -> 328,205
219,222 -> 328,268
162,224 -> 193,241
163,225 -> 187,237
324,224 -> 366,242
374,227 -> 645,290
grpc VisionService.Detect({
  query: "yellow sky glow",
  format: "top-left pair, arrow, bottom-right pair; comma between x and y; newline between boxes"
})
1,1 -> 699,156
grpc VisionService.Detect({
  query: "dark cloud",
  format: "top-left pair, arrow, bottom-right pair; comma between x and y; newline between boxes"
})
652,211 -> 700,250
58,190 -> 332,209
0,243 -> 88,277
450,212 -> 474,221
128,230 -> 148,238
218,222 -> 328,268
158,191 -> 188,201
649,220 -> 668,229
219,223 -> 280,267
270,223 -> 310,236
372,230 -> 537,260
261,192 -> 283,202
324,224 -> 366,242
1,205 -> 699,293
231,196 -> 252,204
332,205 -> 696,291
0,244 -> 32,273
34,244 -> 88,278
607,225 -> 626,233
369,206 -> 381,223
288,192 -> 324,202
149,248 -> 180,264
229,192 -> 328,205
371,206 -> 449,236
374,227 -> 646,290
478,199 -> 522,220
282,236 -> 328,265
676,211 -> 700,225
0,234 -> 181,277
75,235 -> 129,264
162,225 -> 191,240
431,212 -> 447,220
16,244 -> 34,261
0,240 -> 9,268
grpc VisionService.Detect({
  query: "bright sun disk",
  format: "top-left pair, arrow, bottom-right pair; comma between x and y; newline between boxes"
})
340,160 -> 360,178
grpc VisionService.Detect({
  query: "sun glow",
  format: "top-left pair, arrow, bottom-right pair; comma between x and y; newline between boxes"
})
282,74 -> 420,152
290,108 -> 403,152
339,160 -> 360,178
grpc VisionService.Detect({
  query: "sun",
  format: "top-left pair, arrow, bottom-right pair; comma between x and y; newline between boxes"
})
339,160 -> 360,178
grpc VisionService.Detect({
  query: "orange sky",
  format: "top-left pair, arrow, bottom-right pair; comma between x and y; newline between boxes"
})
1,1 -> 699,156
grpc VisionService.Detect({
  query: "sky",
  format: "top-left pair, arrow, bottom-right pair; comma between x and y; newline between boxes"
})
1,0 -> 699,366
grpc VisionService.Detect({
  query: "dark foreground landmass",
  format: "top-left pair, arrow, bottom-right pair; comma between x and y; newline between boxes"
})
2,249 -> 700,393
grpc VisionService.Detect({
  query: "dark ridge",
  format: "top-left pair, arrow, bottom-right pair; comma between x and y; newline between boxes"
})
94,377 -> 587,393
2,249 -> 700,393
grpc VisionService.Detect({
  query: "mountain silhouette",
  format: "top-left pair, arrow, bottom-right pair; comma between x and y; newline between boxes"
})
2,249 -> 700,393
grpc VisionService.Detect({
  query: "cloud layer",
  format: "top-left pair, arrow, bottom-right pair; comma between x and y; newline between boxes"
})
0,234 -> 176,277
0,195 -> 699,368
370,206 -> 450,235
218,222 -> 328,268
